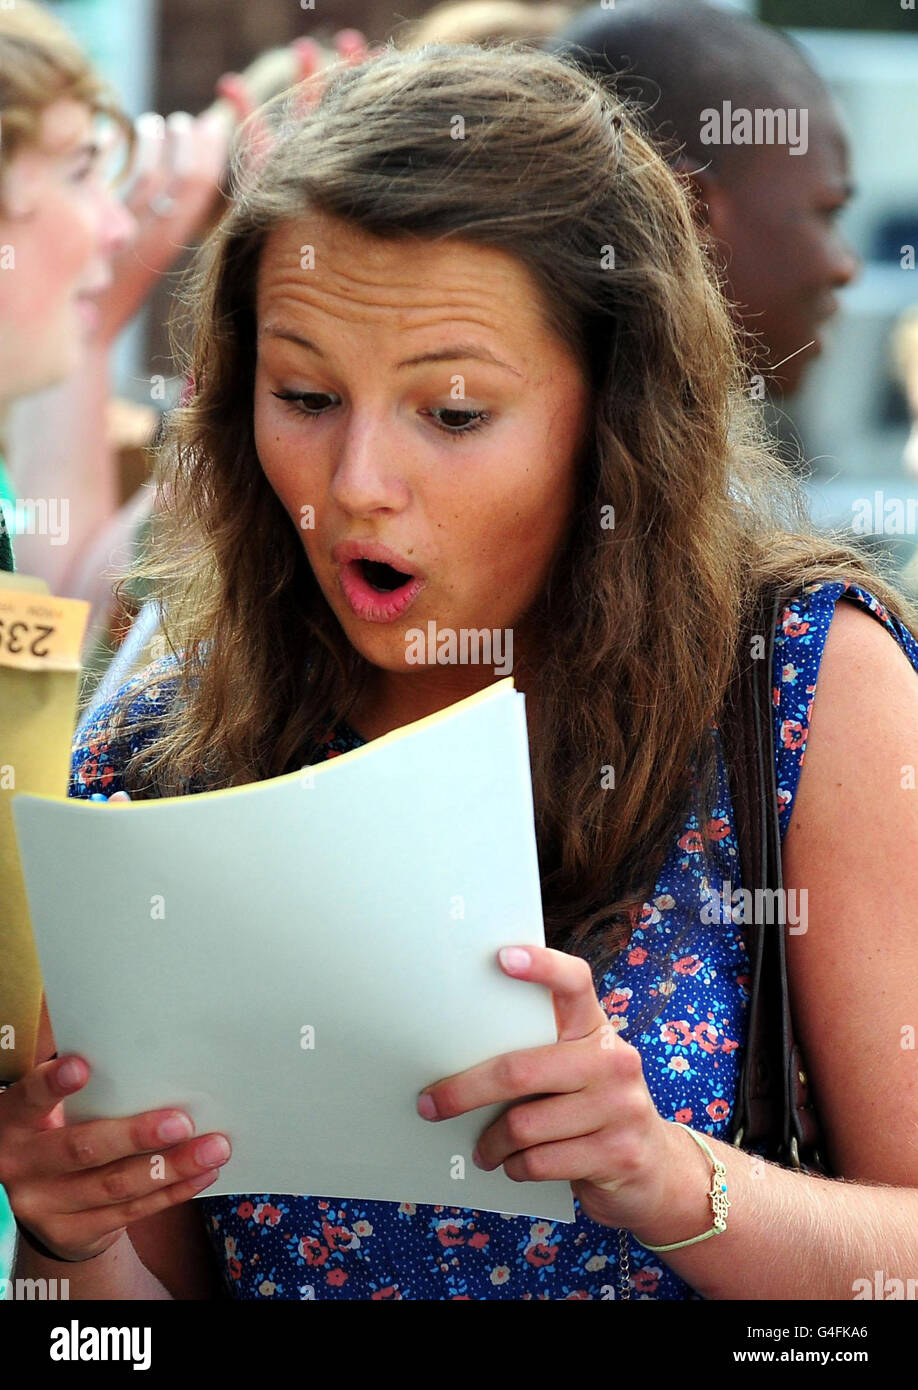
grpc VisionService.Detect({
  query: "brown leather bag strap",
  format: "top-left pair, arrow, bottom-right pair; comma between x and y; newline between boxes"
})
720,581 -> 829,1174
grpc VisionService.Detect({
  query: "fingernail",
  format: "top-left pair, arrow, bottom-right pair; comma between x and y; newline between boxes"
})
158,1113 -> 193,1143
417,1092 -> 438,1121
57,1058 -> 84,1089
197,1136 -> 230,1165
472,1145 -> 485,1168
499,947 -> 531,974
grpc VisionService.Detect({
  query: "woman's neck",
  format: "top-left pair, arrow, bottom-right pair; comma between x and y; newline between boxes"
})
348,664 -> 514,743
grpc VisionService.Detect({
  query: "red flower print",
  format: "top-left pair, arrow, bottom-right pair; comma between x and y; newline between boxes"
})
693,1022 -> 719,1053
322,1222 -> 356,1252
627,946 -> 648,966
632,1266 -> 661,1294
79,754 -> 114,790
721,1037 -> 739,1054
227,1256 -> 241,1281
674,955 -> 703,976
772,684 -> 780,708
371,1286 -> 401,1300
254,1204 -> 281,1226
660,1020 -> 693,1046
437,1223 -> 466,1247
782,614 -> 810,638
674,1108 -> 692,1124
526,1242 -> 559,1268
677,830 -> 703,853
780,719 -> 806,750
706,1098 -> 730,1122
706,817 -> 730,841
602,987 -> 632,1014
298,1237 -> 329,1266
236,1201 -> 254,1220
326,1267 -> 348,1286
468,1232 -> 490,1249
565,1291 -> 589,1299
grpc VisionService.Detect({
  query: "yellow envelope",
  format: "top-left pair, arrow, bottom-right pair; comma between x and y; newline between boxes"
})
0,575 -> 89,1082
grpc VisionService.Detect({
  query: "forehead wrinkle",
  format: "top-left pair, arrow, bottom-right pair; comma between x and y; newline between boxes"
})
258,284 -> 538,377
257,254 -> 516,319
256,228 -> 552,380
259,273 -> 514,319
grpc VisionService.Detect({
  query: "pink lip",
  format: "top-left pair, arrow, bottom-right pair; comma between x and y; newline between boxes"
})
331,538 -> 423,576
337,560 -> 424,623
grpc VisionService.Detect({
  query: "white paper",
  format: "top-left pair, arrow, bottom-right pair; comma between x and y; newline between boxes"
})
13,680 -> 575,1222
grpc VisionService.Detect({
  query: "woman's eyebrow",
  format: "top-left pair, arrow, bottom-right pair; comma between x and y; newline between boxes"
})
398,344 -> 522,377
261,326 -> 522,377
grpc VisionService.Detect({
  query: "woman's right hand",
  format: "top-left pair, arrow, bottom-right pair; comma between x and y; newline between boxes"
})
0,1054 -> 231,1264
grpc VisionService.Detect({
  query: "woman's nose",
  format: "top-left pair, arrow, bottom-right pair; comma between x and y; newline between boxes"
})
330,415 -> 408,513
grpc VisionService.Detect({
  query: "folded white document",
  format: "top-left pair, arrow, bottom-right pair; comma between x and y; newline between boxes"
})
13,678 -> 575,1222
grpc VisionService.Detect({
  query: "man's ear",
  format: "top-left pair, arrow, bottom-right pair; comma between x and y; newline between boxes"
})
670,157 -> 734,247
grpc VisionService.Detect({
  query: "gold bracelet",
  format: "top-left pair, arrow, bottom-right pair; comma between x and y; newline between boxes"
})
638,1123 -> 730,1252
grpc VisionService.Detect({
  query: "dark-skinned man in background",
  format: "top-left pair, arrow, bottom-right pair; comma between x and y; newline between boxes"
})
551,0 -> 860,463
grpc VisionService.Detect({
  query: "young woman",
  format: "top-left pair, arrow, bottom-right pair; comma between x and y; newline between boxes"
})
2,43 -> 918,1302
0,0 -> 136,577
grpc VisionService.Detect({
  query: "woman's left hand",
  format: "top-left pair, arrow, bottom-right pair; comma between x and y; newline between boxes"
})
417,944 -> 681,1233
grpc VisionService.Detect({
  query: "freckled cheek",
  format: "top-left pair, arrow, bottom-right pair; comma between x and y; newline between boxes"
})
254,412 -> 332,560
442,474 -> 568,622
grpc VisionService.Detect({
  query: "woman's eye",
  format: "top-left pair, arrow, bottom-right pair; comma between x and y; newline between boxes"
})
270,392 -> 490,436
272,390 -> 338,417
427,407 -> 491,436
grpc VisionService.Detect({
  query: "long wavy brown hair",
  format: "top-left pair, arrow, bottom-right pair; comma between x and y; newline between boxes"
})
105,41 -> 918,992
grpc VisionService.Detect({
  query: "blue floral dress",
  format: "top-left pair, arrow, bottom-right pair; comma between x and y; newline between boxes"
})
69,579 -> 918,1299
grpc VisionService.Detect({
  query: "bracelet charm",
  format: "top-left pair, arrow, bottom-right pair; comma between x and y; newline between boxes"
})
638,1122 -> 731,1253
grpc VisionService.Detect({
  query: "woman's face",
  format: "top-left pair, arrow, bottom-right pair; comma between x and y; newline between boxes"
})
254,212 -> 591,698
0,97 -> 135,403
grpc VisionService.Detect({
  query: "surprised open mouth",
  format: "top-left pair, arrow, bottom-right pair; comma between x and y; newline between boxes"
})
358,558 -> 415,593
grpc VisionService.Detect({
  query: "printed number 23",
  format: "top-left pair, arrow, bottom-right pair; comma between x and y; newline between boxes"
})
0,619 -> 55,658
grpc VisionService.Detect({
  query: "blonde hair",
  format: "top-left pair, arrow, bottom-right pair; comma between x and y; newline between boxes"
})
0,0 -> 132,196
401,1 -> 572,48
109,42 -> 918,987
